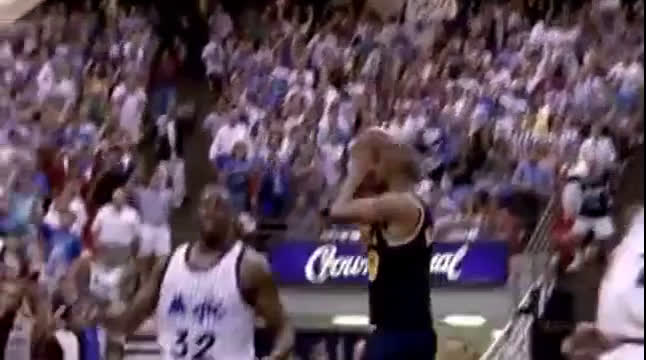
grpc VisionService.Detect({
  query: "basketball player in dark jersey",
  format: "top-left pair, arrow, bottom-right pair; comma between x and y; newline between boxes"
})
329,129 -> 437,360
71,185 -> 294,360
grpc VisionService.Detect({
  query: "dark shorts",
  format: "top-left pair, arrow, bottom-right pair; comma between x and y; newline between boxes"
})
365,329 -> 437,360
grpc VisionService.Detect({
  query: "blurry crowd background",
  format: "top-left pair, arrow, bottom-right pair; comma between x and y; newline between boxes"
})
201,0 -> 643,251
0,0 -> 643,358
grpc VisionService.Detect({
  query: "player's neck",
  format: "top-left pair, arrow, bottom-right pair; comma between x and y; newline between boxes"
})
197,234 -> 236,254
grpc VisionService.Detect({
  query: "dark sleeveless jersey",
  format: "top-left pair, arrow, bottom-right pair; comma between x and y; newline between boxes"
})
368,195 -> 434,330
569,174 -> 612,218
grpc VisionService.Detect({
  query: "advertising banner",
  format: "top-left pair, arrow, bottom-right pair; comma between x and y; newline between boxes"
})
269,239 -> 509,287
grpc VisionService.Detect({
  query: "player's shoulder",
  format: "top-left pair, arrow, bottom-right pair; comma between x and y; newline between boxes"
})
239,245 -> 271,277
379,191 -> 425,210
238,244 -> 273,290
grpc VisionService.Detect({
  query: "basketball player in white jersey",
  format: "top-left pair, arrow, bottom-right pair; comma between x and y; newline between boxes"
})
78,185 -> 294,360
328,129 -> 437,360
563,207 -> 644,360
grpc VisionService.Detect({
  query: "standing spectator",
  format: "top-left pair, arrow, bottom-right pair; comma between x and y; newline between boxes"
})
578,125 -> 618,176
0,175 -> 42,238
566,161 -> 615,272
88,142 -> 138,210
286,193 -> 322,240
133,168 -> 173,267
291,142 -> 325,199
155,107 -> 187,207
36,48 -> 55,104
202,32 -> 226,93
511,148 -> 555,198
60,243 -> 139,360
40,210 -> 82,296
91,188 -> 140,252
209,3 -> 233,41
150,49 -> 180,120
111,76 -> 147,144
209,111 -> 251,170
254,151 -> 291,220
43,182 -> 88,237
221,141 -> 255,213
51,65 -> 78,122
0,278 -> 62,360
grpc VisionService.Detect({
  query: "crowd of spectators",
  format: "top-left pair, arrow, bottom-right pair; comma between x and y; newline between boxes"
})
0,0 -> 643,358
0,2 -> 171,358
203,0 -> 643,247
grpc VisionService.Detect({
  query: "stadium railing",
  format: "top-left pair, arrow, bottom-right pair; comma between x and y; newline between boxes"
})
479,195 -> 559,360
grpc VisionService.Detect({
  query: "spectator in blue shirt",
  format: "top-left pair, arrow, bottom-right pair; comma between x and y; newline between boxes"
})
0,177 -> 40,237
40,210 -> 82,294
255,151 -> 291,219
222,141 -> 255,213
511,149 -> 554,198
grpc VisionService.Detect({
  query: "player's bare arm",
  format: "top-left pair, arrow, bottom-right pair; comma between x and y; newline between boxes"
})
329,130 -> 419,227
59,254 -> 91,306
240,248 -> 294,360
101,255 -> 169,334
330,189 -> 419,227
23,279 -> 55,342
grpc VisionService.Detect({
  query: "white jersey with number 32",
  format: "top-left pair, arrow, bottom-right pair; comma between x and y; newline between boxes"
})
157,241 -> 255,360
597,209 -> 644,360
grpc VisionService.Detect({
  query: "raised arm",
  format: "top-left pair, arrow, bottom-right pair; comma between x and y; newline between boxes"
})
101,256 -> 169,334
329,132 -> 419,225
241,249 -> 294,360
330,182 -> 418,226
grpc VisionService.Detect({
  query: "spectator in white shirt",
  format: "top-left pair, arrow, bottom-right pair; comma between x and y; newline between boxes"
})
36,49 -> 55,104
134,168 -> 173,260
202,100 -> 228,138
209,112 -> 250,169
112,76 -> 147,143
579,125 -> 618,175
609,55 -> 644,115
202,32 -> 226,92
91,188 -> 140,250
386,103 -> 418,144
573,71 -> 611,121
51,66 -> 78,120
44,182 -> 88,237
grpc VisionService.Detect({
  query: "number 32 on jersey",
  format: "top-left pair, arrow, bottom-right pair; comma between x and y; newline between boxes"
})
172,330 -> 216,360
